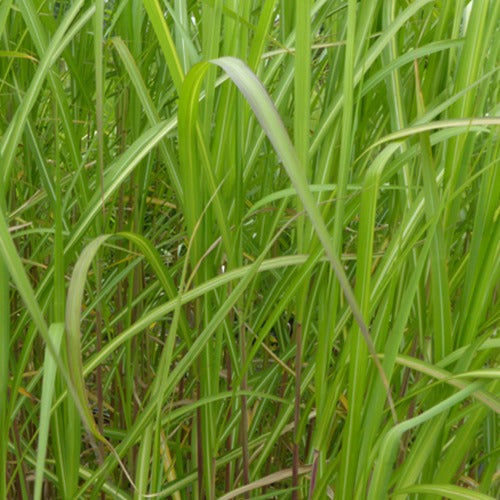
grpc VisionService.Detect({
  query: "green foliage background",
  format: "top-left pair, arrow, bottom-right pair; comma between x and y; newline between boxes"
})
0,0 -> 498,498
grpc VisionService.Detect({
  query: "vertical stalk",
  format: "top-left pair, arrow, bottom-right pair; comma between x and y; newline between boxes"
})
336,1 -> 358,498
292,322 -> 302,499
0,250 -> 8,499
51,95 -> 80,499
239,322 -> 250,496
294,0 -> 311,246
94,1 -> 106,471
293,2 -> 311,496
414,61 -> 452,361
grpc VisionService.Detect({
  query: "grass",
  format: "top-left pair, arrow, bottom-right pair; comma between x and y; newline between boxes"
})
1,0 -> 499,498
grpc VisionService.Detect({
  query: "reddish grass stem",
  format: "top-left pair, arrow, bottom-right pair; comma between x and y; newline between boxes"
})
292,322 -> 302,499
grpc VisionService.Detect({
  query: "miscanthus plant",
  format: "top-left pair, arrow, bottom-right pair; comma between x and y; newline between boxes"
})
1,0 -> 499,498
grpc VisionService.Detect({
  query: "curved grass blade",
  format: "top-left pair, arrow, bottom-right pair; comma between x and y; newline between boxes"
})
179,55 -> 395,411
65,231 -> 183,440
368,381 -> 484,500
394,484 -> 495,500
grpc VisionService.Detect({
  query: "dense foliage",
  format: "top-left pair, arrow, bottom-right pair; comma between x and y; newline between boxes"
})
1,0 -> 498,498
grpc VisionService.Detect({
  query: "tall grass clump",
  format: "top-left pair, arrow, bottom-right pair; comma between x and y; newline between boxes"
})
1,0 -> 499,498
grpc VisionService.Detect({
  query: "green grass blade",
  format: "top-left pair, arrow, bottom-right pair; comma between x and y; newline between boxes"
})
34,323 -> 64,500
